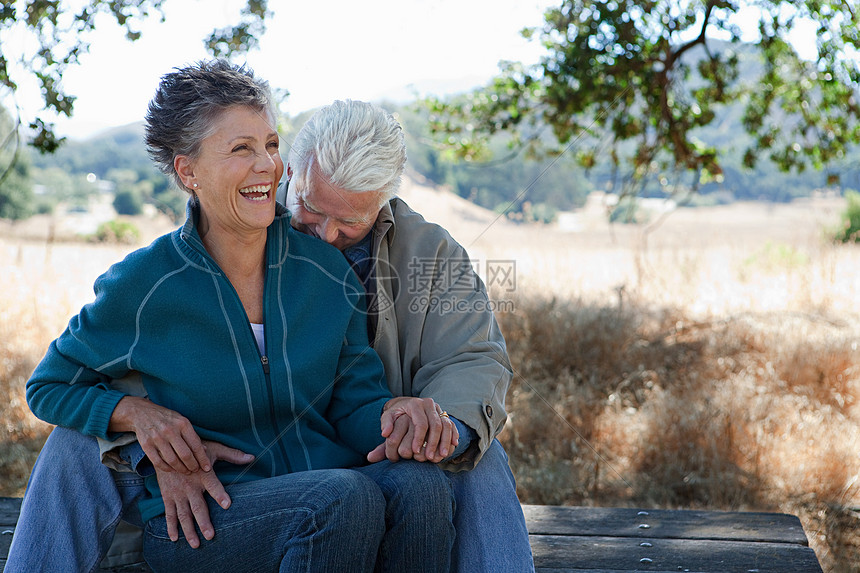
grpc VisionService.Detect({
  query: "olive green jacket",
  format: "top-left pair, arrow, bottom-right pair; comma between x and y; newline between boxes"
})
368,198 -> 512,470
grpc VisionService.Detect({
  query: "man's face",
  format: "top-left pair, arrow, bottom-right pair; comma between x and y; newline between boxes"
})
286,167 -> 383,251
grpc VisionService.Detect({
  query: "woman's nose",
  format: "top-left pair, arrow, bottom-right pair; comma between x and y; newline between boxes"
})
255,149 -> 277,172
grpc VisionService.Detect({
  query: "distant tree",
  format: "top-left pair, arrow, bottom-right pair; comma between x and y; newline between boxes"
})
835,189 -> 860,243
112,188 -> 143,216
107,168 -> 152,215
426,0 -> 860,200
0,148 -> 35,220
0,102 -> 34,220
93,219 -> 140,244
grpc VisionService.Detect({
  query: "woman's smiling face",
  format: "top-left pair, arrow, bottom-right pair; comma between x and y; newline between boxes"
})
181,105 -> 284,238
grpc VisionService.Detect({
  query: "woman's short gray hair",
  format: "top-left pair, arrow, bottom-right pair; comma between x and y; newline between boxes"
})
145,59 -> 277,192
288,100 -> 406,205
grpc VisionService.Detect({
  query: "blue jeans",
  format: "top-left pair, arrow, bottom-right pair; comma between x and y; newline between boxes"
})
5,426 -> 147,573
143,469 -> 386,572
354,461 -> 455,571
7,430 -> 526,572
6,429 -> 454,572
446,440 -> 535,572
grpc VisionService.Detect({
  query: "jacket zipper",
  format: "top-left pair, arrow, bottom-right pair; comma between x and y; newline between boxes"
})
193,229 -> 293,474
260,343 -> 292,475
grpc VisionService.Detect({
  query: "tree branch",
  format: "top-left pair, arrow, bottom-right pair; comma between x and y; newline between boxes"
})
671,0 -> 715,66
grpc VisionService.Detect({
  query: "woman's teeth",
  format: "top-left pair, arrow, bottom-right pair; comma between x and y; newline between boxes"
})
240,185 -> 270,201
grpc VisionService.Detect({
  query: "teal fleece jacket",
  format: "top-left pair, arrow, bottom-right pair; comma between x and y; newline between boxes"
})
26,200 -> 391,523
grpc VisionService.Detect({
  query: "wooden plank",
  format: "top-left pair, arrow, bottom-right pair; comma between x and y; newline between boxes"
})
0,499 -> 20,527
530,534 -> 823,573
1,499 -> 19,573
0,500 -> 14,572
522,505 -> 810,545
0,534 -> 12,563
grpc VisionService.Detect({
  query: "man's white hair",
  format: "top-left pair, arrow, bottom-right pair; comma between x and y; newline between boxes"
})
288,100 -> 406,206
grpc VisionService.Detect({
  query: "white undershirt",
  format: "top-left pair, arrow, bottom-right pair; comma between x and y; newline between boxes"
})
250,323 -> 265,355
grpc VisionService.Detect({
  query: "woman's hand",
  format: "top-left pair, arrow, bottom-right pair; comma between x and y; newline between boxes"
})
109,396 -> 210,474
367,397 -> 459,464
156,440 -> 255,548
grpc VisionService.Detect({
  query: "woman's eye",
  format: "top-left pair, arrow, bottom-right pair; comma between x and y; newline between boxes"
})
232,144 -> 249,152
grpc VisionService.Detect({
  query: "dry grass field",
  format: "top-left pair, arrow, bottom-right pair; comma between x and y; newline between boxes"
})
1,179 -> 858,571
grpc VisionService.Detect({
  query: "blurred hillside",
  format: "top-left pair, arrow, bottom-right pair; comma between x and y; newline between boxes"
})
18,107 -> 853,235
16,38 -> 857,230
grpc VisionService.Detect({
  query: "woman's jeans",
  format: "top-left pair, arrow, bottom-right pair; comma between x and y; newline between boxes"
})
143,469 -> 386,572
143,459 -> 455,573
6,427 -> 531,572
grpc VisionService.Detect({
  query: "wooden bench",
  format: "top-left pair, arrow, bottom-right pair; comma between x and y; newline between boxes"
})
1,498 -> 822,571
523,505 -> 822,572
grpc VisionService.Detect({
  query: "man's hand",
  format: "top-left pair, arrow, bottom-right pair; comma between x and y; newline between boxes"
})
157,440 -> 254,548
109,396 -> 209,474
367,397 -> 458,463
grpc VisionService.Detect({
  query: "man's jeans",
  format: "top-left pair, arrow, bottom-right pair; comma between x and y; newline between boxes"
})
6,428 -> 532,572
6,427 -> 146,573
446,440 -> 535,572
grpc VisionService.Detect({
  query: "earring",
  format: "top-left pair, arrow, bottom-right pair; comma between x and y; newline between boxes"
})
193,183 -> 198,188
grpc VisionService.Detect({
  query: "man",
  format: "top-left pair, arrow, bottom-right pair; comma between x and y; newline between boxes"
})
8,99 -> 533,572
279,99 -> 532,571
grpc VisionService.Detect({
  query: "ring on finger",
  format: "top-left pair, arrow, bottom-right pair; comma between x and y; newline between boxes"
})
439,410 -> 450,419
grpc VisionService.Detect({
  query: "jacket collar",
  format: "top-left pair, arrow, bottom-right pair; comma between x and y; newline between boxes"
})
371,198 -> 397,250
176,196 -> 290,269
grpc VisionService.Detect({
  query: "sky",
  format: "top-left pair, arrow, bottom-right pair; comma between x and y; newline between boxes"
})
6,0 -> 558,139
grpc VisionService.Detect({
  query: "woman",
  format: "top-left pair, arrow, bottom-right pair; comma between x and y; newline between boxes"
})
22,60 -> 454,572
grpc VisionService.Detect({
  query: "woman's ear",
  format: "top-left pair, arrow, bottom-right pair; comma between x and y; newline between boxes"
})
174,155 -> 196,190
286,163 -> 293,179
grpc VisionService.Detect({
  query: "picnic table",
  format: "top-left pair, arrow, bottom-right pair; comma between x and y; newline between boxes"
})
0,498 -> 822,571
